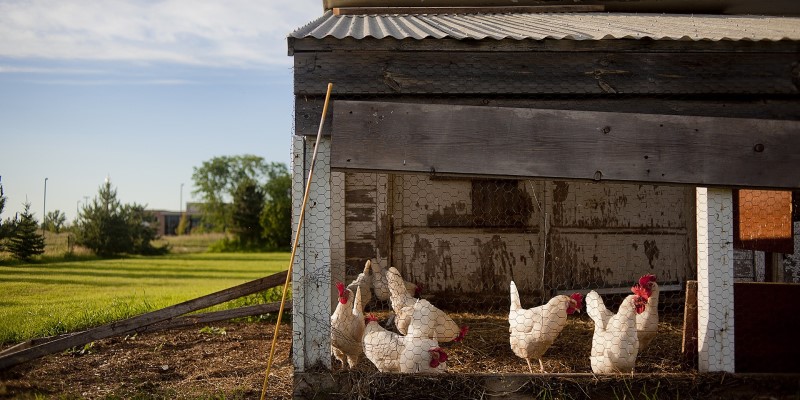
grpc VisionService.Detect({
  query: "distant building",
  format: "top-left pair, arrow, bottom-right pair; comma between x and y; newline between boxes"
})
149,202 -> 203,236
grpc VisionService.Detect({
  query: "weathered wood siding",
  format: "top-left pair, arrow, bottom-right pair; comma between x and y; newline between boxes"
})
343,172 -> 695,295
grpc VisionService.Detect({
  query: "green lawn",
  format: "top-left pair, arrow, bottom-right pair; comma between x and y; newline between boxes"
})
0,252 -> 290,344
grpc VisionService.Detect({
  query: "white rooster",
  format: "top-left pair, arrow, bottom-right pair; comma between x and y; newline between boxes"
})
330,282 -> 365,369
508,281 -> 583,373
587,291 -> 648,373
634,274 -> 659,351
387,266 -> 467,343
362,313 -> 448,374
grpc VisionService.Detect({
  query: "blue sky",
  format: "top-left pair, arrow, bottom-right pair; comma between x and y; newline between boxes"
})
0,0 -> 321,222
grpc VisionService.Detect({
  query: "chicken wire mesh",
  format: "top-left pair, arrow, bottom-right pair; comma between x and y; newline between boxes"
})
290,89 -> 799,384
321,169 -> 697,376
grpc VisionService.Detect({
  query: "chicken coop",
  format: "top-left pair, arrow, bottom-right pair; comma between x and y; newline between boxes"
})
287,1 -> 800,397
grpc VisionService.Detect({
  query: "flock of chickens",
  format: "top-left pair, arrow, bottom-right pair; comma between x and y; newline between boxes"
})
331,260 -> 660,375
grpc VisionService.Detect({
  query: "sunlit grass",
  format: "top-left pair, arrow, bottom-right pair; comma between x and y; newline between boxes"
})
0,252 -> 290,344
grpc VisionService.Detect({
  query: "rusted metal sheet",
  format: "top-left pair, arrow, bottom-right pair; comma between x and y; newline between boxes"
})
734,189 -> 794,254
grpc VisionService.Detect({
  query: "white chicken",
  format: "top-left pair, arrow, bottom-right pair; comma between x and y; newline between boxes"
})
387,266 -> 467,342
508,281 -> 583,373
347,260 -> 372,308
370,260 -> 419,302
330,282 -> 365,369
362,313 -> 448,374
588,292 -> 648,373
362,314 -> 402,372
633,274 -> 659,351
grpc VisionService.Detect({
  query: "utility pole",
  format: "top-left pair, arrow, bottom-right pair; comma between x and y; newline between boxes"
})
42,177 -> 48,236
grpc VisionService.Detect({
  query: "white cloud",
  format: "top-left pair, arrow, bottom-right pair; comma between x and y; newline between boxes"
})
0,0 -> 322,68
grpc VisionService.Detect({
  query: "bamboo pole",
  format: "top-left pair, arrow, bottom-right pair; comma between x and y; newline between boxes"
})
261,82 -> 334,400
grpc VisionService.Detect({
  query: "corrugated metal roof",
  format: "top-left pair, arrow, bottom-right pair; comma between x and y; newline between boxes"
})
290,11 -> 800,41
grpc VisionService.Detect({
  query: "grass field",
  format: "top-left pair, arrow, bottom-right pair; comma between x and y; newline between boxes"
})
0,251 -> 291,345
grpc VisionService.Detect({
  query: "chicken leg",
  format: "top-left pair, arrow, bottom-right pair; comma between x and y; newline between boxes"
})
538,359 -> 545,373
526,359 -> 533,373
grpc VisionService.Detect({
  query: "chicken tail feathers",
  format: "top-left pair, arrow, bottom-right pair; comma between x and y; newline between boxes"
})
509,281 -> 522,311
452,325 -> 469,343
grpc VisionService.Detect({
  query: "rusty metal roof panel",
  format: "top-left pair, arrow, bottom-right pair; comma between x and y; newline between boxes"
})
289,11 -> 800,41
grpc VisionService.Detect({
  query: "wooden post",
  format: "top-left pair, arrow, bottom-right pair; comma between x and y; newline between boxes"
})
696,187 -> 735,372
292,135 -> 333,371
682,280 -> 698,368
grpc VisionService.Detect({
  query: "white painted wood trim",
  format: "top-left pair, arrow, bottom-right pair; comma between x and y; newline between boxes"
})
292,136 -> 333,371
696,187 -> 736,372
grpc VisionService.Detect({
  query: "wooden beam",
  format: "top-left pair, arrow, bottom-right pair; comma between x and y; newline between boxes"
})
294,51 -> 799,95
682,280 -> 698,368
0,302 -> 291,358
330,101 -> 800,189
288,36 -> 800,55
295,95 -> 800,136
0,270 -> 288,370
332,5 -> 605,15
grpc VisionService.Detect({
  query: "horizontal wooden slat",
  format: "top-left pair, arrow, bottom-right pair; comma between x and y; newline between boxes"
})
288,36 -> 800,55
294,52 -> 799,95
332,5 -> 604,15
295,96 -> 800,136
331,100 -> 800,188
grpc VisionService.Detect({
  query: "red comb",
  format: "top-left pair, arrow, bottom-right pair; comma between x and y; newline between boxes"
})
336,282 -> 345,295
570,293 -> 583,309
639,274 -> 657,286
631,284 -> 650,299
453,325 -> 469,343
366,314 -> 378,323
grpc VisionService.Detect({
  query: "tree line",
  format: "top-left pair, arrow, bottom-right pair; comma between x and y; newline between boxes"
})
0,155 -> 292,261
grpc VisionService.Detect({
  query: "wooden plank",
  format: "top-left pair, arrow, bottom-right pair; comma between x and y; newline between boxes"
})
288,36 -> 800,55
682,280 -> 698,369
294,52 -> 799,95
0,270 -> 288,370
0,302 -> 291,357
330,101 -> 800,189
296,96 -> 800,137
332,5 -> 604,15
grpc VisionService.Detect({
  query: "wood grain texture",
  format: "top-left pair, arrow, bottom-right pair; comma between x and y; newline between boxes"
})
295,95 -> 800,136
294,52 -> 799,95
330,100 -> 800,188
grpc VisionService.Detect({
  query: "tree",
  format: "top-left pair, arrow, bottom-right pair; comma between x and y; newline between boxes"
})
75,180 -> 166,256
261,168 -> 292,250
6,202 -> 45,261
231,179 -> 266,248
176,212 -> 190,236
191,155 -> 284,232
0,177 -> 12,253
44,210 -> 67,233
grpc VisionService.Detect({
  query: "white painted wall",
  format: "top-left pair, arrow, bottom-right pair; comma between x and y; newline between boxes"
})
292,136 -> 333,371
696,187 -> 736,372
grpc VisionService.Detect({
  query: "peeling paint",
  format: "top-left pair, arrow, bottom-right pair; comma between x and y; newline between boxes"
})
476,235 -> 514,292
644,239 -> 660,269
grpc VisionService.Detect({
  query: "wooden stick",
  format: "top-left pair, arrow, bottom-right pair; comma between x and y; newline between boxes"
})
261,82 -> 334,400
0,270 -> 287,370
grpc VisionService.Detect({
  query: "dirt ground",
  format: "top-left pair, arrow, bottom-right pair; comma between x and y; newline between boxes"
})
0,310 -> 689,399
0,322 -> 295,399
